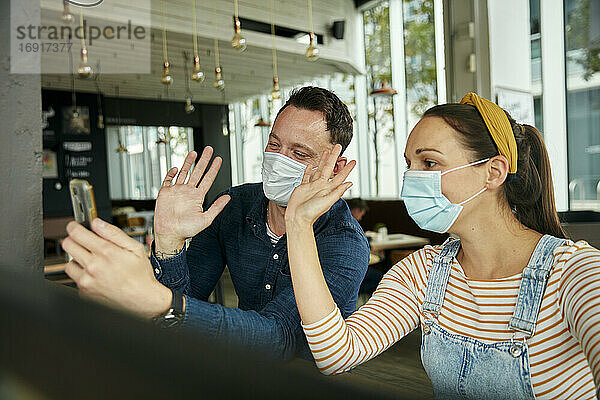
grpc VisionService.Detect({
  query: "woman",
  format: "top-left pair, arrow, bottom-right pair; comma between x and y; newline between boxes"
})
284,93 -> 599,399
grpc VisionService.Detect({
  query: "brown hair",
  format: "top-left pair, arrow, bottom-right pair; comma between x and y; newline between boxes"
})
276,86 -> 353,153
423,103 -> 567,238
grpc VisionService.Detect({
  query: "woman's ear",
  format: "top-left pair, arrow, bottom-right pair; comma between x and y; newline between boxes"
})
486,155 -> 509,189
332,157 -> 348,177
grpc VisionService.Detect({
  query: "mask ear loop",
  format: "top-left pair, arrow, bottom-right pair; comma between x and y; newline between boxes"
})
441,158 -> 490,176
458,187 -> 487,206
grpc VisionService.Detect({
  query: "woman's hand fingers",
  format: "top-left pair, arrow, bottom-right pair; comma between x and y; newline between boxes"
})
325,181 -> 353,205
175,151 -> 198,185
330,160 -> 356,187
311,149 -> 331,182
188,146 -> 214,187
321,144 -> 342,181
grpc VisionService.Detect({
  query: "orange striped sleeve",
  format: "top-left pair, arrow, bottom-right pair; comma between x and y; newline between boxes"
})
558,241 -> 600,388
301,252 -> 423,375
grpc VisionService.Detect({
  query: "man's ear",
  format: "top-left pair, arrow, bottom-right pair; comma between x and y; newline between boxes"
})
332,157 -> 348,177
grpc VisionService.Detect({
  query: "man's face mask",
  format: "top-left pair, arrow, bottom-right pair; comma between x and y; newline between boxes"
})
400,158 -> 489,233
261,151 -> 307,207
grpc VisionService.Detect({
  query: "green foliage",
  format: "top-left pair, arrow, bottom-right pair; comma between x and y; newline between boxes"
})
566,0 -> 600,80
403,0 -> 437,116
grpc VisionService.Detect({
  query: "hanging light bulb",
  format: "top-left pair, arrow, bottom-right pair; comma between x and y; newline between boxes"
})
231,17 -> 247,51
305,31 -> 319,61
77,46 -> 93,78
269,0 -> 281,101
190,0 -> 205,82
191,55 -> 205,82
161,61 -> 173,85
214,66 -> 225,91
305,0 -> 319,61
62,1 -> 74,24
77,11 -> 93,78
231,0 -> 246,51
184,97 -> 195,113
160,0 -> 173,85
270,76 -> 281,100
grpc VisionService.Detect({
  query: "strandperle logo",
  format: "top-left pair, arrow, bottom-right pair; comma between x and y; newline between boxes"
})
10,0 -> 151,74
64,0 -> 105,6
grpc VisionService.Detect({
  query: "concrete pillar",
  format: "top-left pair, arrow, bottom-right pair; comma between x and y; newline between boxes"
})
0,0 -> 43,272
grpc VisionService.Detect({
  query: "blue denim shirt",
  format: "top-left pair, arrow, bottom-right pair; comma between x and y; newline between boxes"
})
150,183 -> 369,360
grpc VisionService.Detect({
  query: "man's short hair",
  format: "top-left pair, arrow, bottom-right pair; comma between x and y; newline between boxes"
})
275,86 -> 353,153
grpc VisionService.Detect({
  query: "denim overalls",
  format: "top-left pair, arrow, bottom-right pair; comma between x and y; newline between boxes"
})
420,235 -> 567,399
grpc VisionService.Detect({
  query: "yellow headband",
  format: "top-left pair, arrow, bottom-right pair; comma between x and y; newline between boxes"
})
460,92 -> 518,174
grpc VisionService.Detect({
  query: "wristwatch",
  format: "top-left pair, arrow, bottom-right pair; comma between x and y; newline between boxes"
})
152,288 -> 185,328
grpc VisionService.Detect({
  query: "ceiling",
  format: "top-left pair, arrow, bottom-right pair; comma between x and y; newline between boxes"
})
40,0 -> 362,104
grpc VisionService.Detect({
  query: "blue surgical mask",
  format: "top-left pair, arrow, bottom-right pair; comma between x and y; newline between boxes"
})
262,151 -> 307,207
400,158 -> 490,233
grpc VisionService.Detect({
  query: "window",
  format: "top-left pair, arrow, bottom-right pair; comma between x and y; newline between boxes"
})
228,73 -> 359,196
363,2 -> 397,197
361,0 -> 440,197
106,125 -> 194,200
228,0 -> 443,200
565,0 -> 600,211
530,0 -> 544,133
403,0 -> 439,130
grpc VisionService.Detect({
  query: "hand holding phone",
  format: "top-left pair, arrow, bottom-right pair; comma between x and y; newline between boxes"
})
69,179 -> 98,229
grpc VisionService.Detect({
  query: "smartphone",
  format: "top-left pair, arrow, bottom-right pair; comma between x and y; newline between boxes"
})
69,179 -> 98,229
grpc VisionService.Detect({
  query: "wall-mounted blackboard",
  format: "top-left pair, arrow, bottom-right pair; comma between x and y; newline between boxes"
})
42,90 -> 111,221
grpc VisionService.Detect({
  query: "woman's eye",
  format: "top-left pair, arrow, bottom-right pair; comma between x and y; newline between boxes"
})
268,142 -> 279,149
424,160 -> 437,168
294,151 -> 307,158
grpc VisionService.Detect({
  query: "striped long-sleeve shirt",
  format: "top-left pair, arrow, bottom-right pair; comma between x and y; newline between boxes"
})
302,240 -> 600,399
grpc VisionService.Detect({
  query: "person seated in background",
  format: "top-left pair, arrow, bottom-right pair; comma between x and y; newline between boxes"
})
62,86 -> 369,360
346,198 -> 369,222
346,198 -> 384,297
283,93 -> 599,398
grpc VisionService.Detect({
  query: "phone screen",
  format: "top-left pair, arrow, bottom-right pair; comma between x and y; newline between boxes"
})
69,179 -> 98,229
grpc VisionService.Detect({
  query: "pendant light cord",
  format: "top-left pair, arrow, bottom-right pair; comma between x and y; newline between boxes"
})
161,0 -> 168,62
192,0 -> 198,57
270,0 -> 277,77
79,8 -> 86,49
307,0 -> 314,34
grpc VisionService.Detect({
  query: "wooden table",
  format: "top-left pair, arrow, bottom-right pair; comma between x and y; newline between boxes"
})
369,233 -> 429,271
370,233 -> 429,252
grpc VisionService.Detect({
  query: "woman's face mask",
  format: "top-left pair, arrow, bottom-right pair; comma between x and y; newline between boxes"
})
261,151 -> 307,207
400,158 -> 489,233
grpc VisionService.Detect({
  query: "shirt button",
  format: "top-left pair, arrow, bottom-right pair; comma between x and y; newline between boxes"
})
265,284 -> 271,290
273,254 -> 279,260
154,268 -> 160,275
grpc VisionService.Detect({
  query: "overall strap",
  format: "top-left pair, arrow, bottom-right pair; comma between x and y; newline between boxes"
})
423,239 -> 461,316
509,235 -> 568,336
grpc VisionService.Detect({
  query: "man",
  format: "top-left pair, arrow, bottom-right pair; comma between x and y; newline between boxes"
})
63,86 -> 369,360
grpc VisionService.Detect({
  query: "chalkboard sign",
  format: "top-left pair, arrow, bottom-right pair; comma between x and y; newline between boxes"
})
42,90 -> 111,222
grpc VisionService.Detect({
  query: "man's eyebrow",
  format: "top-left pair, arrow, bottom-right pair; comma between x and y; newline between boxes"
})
269,132 -> 318,156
